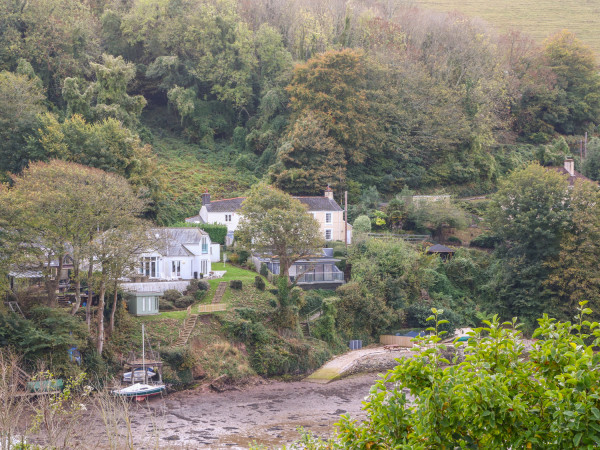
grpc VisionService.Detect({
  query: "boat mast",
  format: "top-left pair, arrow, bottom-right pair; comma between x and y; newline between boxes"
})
142,323 -> 146,384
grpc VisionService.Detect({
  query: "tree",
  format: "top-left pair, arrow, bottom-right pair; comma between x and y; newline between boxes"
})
285,49 -> 382,170
0,0 -> 99,102
0,161 -> 148,352
546,180 -> 600,320
582,137 -> 600,181
236,183 -> 324,280
0,71 -> 47,174
31,114 -> 163,215
271,112 -> 346,195
542,30 -> 600,135
353,215 -> 371,233
485,163 -> 570,323
63,54 -> 147,128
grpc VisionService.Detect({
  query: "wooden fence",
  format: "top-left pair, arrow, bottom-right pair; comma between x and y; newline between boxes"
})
380,335 -> 415,347
198,303 -> 227,314
368,233 -> 430,243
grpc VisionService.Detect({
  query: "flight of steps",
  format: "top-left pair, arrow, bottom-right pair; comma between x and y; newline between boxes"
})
212,282 -> 228,303
174,313 -> 199,347
300,322 -> 310,337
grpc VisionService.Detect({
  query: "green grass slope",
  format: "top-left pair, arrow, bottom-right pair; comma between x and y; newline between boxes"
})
416,0 -> 600,55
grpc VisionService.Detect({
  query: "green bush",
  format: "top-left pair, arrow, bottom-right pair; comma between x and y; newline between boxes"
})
174,295 -> 195,309
237,250 -> 250,264
326,305 -> 600,449
230,280 -> 243,290
194,290 -> 206,301
159,299 -> 176,311
447,236 -> 462,244
162,289 -> 182,303
353,215 -> 372,233
254,276 -> 265,291
260,263 -> 268,277
197,280 -> 210,291
198,223 -> 228,245
470,233 -> 503,248
404,302 -> 459,337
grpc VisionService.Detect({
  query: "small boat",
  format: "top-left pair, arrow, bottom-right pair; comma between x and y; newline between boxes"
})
113,324 -> 165,400
122,368 -> 156,382
112,383 -> 165,401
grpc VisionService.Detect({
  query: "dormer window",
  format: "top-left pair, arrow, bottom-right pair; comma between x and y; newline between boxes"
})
325,213 -> 332,224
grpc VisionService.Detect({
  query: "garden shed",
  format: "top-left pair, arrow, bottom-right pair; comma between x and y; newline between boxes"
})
126,291 -> 161,316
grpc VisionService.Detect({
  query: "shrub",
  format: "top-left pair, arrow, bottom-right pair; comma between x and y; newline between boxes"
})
237,250 -> 250,264
470,233 -> 503,248
254,276 -> 265,291
228,253 -> 240,264
197,280 -> 210,291
260,263 -> 269,277
447,236 -> 462,244
230,280 -> 243,290
174,295 -> 195,309
404,302 -> 459,337
197,223 -> 227,245
328,305 -> 600,449
162,289 -> 182,303
194,290 -> 206,301
159,299 -> 175,311
353,215 -> 372,233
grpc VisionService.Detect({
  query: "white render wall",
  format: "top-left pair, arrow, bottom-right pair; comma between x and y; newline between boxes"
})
200,206 -> 240,232
210,243 -> 221,262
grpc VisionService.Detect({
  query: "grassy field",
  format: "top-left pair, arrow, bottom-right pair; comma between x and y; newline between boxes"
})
415,0 -> 600,55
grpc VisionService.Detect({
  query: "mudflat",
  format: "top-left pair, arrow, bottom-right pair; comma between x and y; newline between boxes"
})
129,373 -> 381,449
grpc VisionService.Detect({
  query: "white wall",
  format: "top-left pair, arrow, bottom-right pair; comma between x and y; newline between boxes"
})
210,243 -> 221,262
203,210 -> 241,232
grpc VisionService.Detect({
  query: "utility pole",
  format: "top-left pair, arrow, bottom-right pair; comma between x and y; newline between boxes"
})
585,132 -> 588,159
580,139 -> 583,161
344,190 -> 348,250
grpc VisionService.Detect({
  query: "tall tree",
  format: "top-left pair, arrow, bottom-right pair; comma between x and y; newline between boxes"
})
485,163 -> 571,323
271,112 -> 346,195
543,30 -> 600,135
236,183 -> 324,280
546,180 -> 600,320
63,54 -> 147,128
0,71 -> 47,174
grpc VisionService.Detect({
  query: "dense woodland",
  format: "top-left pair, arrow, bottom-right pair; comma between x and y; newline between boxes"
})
2,0 -> 600,223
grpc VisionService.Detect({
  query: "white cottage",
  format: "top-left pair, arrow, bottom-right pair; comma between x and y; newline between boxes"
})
137,228 -> 214,280
186,188 -> 352,244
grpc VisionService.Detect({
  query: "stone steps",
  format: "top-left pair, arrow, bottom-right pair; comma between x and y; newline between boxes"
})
174,314 -> 199,347
212,282 -> 228,304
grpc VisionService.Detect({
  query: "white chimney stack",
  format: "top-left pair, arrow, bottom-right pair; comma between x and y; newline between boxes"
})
564,158 -> 575,176
324,185 -> 334,200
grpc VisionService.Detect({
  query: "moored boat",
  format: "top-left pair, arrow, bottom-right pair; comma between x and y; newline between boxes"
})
112,383 -> 165,401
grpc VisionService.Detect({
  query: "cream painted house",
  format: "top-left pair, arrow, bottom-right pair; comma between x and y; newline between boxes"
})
186,187 -> 352,243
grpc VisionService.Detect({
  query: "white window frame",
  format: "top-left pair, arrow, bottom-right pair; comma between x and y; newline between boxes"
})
172,260 -> 181,277
325,229 -> 333,241
325,212 -> 332,224
225,214 -> 232,222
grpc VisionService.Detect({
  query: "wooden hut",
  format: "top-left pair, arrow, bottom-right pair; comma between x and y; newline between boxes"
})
126,291 -> 161,316
426,244 -> 456,261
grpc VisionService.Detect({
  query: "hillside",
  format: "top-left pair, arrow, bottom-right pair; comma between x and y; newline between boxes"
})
416,0 -> 600,55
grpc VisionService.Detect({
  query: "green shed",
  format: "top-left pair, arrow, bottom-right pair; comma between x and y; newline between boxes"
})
126,292 -> 161,316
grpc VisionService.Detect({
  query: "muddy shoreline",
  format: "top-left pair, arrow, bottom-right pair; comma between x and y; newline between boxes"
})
121,372 -> 381,449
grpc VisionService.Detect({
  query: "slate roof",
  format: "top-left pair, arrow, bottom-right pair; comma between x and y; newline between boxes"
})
151,228 -> 208,257
184,214 -> 205,223
204,196 -> 342,212
427,244 -> 456,253
204,197 -> 245,212
295,197 -> 343,212
547,166 -> 592,186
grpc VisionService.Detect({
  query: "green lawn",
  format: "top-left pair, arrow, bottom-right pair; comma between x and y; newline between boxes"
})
416,0 -> 600,56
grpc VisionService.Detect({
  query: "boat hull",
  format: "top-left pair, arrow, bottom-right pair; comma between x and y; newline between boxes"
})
112,383 -> 165,400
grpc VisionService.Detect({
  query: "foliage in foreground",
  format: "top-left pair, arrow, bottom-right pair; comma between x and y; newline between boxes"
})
299,304 -> 600,449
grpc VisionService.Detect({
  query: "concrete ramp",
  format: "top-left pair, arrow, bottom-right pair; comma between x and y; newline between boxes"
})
306,348 -> 388,384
